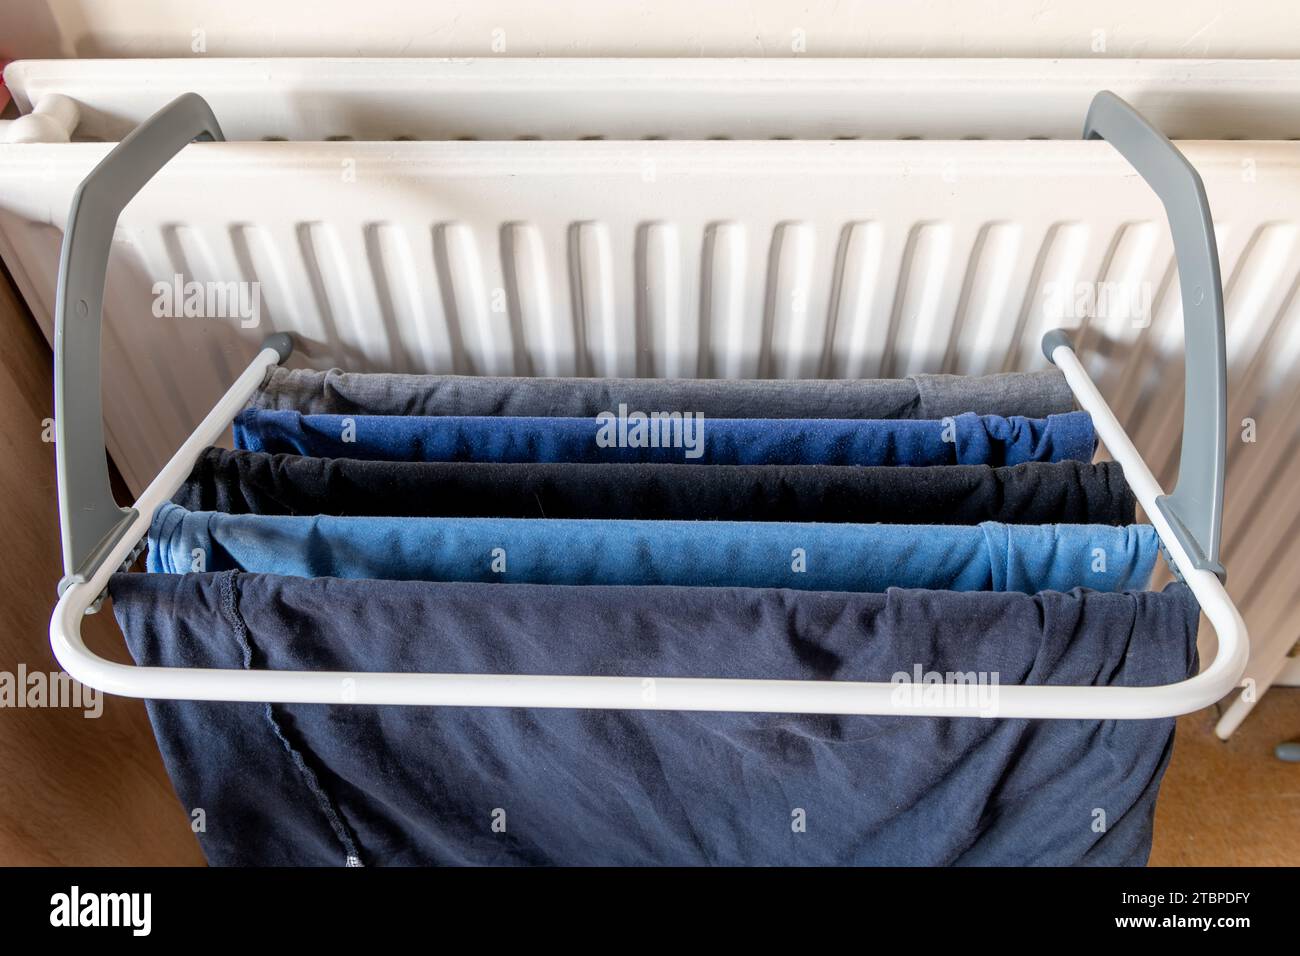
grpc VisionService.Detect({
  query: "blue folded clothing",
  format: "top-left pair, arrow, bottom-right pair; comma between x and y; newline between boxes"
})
233,409 -> 1096,467
148,502 -> 1159,593
109,571 -> 1199,866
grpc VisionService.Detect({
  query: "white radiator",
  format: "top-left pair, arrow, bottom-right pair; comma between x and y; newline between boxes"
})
1,58 -> 1297,729
8,58 -> 1300,142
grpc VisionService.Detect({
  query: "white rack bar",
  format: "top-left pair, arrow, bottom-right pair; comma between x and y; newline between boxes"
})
47,337 -> 1249,717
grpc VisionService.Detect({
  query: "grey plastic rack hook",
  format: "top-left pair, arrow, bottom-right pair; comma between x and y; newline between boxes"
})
1044,91 -> 1227,580
53,93 -> 240,594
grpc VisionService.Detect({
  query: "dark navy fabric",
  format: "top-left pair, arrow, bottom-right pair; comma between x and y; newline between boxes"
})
110,571 -> 1198,867
175,449 -> 1138,526
233,409 -> 1096,466
146,502 -> 1160,593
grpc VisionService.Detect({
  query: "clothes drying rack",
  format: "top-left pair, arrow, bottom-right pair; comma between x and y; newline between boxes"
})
48,91 -> 1248,718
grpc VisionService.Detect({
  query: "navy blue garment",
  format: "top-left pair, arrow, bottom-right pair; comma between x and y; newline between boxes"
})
175,449 -> 1139,526
146,503 -> 1160,593
109,571 -> 1199,866
233,409 -> 1095,466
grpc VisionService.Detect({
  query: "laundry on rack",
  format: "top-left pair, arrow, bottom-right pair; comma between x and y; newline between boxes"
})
109,571 -> 1198,867
250,367 -> 1079,420
42,79 -> 1245,875
176,449 -> 1138,525
146,502 -> 1159,593
233,409 -> 1096,467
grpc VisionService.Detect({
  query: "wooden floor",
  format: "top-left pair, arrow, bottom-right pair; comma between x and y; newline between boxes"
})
0,264 -> 203,865
0,264 -> 1294,866
1152,690 -> 1300,866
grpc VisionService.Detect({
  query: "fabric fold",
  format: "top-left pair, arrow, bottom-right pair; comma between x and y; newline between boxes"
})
251,366 -> 1077,420
175,449 -> 1138,526
110,571 -> 1199,866
147,502 -> 1159,593
233,409 -> 1096,467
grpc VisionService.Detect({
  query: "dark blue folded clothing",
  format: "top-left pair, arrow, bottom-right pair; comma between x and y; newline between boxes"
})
233,409 -> 1096,467
109,571 -> 1198,866
175,452 -> 1138,528
175,449 -> 1138,525
147,503 -> 1160,593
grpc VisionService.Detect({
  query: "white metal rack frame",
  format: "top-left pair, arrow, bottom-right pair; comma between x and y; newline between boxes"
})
47,91 -> 1249,718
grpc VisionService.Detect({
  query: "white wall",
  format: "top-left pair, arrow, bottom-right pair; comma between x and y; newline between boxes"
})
4,0 -> 1300,60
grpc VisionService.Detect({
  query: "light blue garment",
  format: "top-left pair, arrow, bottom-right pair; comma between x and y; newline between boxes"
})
148,503 -> 1158,594
232,409 -> 1096,467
